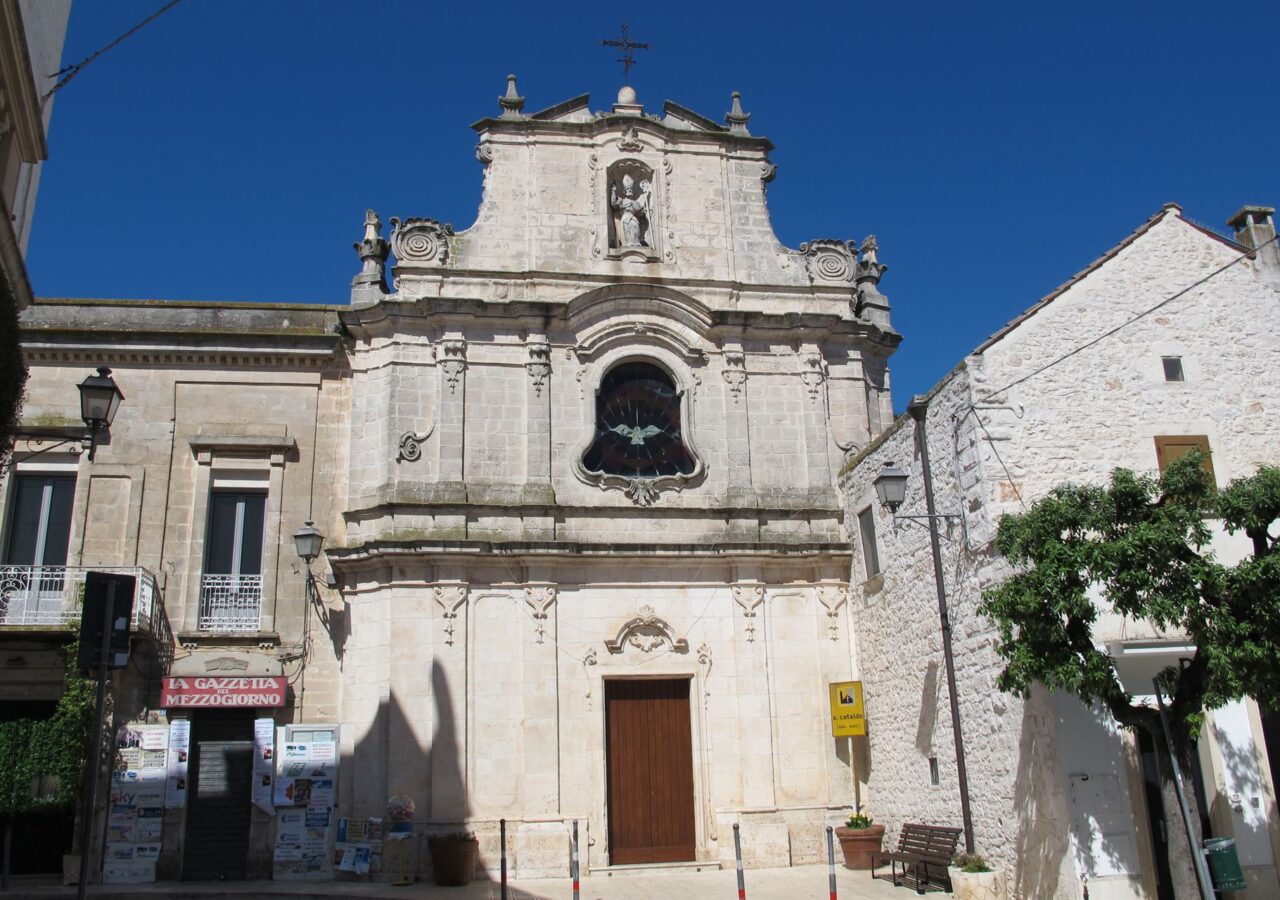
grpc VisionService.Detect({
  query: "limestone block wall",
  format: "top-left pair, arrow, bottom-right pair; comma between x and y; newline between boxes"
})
333,558 -> 858,877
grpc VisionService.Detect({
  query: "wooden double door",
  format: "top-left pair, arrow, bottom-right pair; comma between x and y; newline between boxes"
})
605,678 -> 697,864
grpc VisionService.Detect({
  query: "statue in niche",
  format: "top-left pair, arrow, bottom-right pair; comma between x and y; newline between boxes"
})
608,163 -> 654,250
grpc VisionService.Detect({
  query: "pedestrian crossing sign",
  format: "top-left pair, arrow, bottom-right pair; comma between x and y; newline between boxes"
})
829,681 -> 866,737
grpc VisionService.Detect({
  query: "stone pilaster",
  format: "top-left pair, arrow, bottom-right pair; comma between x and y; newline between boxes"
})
435,339 -> 466,485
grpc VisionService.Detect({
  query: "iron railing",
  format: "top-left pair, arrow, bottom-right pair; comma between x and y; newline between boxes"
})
0,565 -> 170,638
197,573 -> 263,632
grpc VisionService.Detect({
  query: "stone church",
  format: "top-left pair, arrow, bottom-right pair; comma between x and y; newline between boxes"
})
8,80 -> 894,880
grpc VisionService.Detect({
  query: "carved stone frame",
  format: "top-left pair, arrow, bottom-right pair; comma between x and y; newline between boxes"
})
570,345 -> 706,506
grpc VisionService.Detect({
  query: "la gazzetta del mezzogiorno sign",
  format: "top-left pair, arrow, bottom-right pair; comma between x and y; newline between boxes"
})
161,676 -> 287,708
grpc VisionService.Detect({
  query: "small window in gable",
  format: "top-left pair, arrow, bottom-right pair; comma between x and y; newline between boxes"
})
857,506 -> 880,579
1161,357 -> 1185,382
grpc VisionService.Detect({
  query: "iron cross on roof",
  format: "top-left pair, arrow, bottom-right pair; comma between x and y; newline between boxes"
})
602,22 -> 649,85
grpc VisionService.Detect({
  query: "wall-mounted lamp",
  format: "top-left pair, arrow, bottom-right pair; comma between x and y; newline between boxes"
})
12,366 -> 125,464
293,520 -> 325,566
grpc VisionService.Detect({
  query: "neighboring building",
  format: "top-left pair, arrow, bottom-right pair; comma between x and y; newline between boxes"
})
11,82 -> 897,881
840,204 -> 1280,899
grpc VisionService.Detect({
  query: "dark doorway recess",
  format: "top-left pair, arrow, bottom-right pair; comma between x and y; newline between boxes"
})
605,678 -> 696,864
182,710 -> 254,880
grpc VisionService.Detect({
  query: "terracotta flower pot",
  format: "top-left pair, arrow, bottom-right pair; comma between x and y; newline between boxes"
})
834,823 -> 885,869
428,836 -> 479,886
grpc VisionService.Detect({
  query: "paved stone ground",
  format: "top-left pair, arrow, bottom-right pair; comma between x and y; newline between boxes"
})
4,865 -> 943,898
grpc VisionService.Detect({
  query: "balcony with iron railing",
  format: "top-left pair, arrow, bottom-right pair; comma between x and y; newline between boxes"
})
197,573 -> 263,633
0,565 -> 175,658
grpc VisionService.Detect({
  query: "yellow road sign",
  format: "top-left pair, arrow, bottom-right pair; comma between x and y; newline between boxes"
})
829,680 -> 866,737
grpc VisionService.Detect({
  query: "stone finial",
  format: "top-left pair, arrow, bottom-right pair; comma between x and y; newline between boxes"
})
352,208 -> 390,292
726,91 -> 750,135
499,74 -> 525,118
856,235 -> 887,286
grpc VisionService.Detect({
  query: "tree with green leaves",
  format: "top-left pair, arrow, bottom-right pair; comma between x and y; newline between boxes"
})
979,453 -> 1280,899
0,642 -> 95,886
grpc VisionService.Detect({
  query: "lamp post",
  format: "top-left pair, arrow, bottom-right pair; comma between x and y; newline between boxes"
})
9,366 -> 124,463
293,520 -> 325,606
872,394 -> 975,854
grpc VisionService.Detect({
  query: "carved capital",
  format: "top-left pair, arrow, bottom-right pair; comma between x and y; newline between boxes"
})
432,582 -> 469,646
526,339 -> 551,397
523,584 -> 557,644
816,583 -> 849,641
722,351 -> 747,404
732,584 -> 765,643
437,339 -> 466,395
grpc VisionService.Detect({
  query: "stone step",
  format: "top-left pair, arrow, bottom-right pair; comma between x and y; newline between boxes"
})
592,860 -> 723,878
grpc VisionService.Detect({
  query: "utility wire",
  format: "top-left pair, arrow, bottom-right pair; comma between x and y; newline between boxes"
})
981,233 -> 1279,400
43,0 -> 184,101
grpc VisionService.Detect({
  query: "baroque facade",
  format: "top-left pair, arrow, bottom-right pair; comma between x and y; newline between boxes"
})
8,83 -> 896,881
841,205 -> 1280,899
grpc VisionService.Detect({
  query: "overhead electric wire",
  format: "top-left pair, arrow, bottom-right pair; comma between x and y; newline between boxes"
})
44,0 -> 184,101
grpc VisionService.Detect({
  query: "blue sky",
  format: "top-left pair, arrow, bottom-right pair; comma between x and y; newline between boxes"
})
27,1 -> 1280,408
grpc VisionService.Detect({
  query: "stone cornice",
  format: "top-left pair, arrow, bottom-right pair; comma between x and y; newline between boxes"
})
471,105 -> 775,153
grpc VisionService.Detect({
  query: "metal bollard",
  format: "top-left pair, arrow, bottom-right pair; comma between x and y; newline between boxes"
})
826,826 -> 837,900
500,818 -> 508,900
572,819 -> 580,900
733,822 -> 746,899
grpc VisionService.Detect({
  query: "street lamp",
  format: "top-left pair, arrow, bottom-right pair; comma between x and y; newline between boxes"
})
873,394 -> 975,854
293,520 -> 325,566
11,366 -> 124,463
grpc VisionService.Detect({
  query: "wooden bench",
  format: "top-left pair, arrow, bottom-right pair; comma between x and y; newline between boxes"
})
870,823 -> 962,894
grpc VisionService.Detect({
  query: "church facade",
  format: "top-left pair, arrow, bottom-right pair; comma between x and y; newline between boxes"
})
9,83 -> 893,880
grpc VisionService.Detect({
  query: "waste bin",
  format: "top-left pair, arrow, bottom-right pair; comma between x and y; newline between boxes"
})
1203,837 -> 1246,892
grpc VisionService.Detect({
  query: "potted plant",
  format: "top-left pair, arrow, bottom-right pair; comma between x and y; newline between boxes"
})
427,831 -> 479,886
834,807 -> 885,869
948,852 -> 1006,900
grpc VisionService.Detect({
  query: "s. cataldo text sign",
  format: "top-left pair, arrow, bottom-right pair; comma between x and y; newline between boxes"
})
161,676 -> 287,708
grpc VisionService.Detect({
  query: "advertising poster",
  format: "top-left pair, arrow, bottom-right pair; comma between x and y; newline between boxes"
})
165,719 -> 190,809
252,717 -> 275,814
104,721 -> 168,883
335,816 -> 383,876
273,737 -> 339,881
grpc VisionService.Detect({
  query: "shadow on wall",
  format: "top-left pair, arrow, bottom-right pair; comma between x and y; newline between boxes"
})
1213,705 -> 1270,864
347,659 -> 535,888
915,660 -> 939,756
1010,685 -> 1070,898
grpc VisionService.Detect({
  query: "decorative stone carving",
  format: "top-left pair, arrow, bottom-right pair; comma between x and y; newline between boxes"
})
816,584 -> 849,641
475,143 -> 494,166
697,642 -> 713,711
856,234 -> 887,285
799,239 -> 857,284
353,209 -> 390,289
438,340 -> 466,395
397,425 -> 433,463
760,162 -> 777,184
725,91 -> 750,135
800,352 -> 828,401
390,217 -> 453,267
610,165 -> 653,249
732,584 -> 765,642
526,339 -> 551,397
618,125 -> 644,152
523,585 -> 557,644
605,605 -> 689,655
204,656 -> 249,672
498,74 -> 525,119
583,648 -> 598,709
588,153 -> 603,258
623,478 -> 660,506
433,583 -> 469,646
722,351 -> 747,403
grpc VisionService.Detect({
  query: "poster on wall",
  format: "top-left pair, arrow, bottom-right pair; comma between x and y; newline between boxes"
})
165,719 -> 190,809
252,718 -> 275,814
272,735 -> 338,881
104,721 -> 169,884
